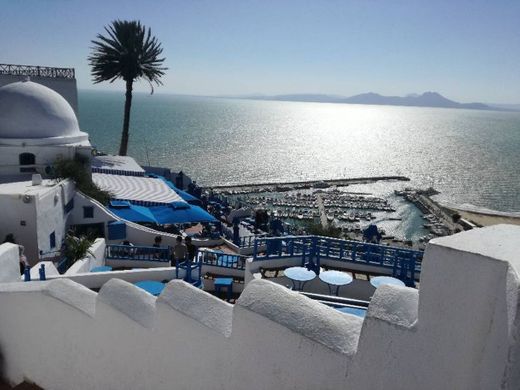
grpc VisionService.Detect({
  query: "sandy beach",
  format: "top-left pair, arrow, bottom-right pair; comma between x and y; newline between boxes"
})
445,206 -> 520,227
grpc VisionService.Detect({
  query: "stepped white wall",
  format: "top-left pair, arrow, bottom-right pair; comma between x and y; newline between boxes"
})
0,225 -> 519,390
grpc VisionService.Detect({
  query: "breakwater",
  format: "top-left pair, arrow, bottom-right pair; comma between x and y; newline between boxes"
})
208,175 -> 410,193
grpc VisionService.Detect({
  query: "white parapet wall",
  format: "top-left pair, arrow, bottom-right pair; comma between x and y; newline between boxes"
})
0,225 -> 519,390
0,243 -> 21,283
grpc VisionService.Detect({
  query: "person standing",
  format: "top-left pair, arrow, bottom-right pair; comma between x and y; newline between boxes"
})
153,236 -> 162,247
185,236 -> 197,263
18,245 -> 28,275
171,236 -> 187,266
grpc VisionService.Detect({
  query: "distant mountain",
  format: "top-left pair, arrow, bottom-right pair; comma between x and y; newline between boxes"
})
239,91 -> 496,110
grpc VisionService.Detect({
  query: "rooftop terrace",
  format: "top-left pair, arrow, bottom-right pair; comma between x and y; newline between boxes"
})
0,225 -> 519,389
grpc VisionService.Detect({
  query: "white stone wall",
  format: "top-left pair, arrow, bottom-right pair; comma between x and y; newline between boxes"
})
0,243 -> 21,282
0,192 -> 38,263
0,145 -> 79,177
0,225 -> 519,390
0,180 -> 73,264
35,183 -> 69,259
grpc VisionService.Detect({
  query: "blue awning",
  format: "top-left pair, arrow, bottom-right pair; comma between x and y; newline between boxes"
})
150,205 -> 217,224
108,201 -> 217,225
109,201 -> 158,223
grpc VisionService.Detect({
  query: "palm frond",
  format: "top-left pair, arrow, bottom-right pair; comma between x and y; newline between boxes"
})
88,20 -> 167,87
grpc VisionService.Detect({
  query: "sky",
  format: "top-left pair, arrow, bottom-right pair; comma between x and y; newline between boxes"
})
1,0 -> 519,103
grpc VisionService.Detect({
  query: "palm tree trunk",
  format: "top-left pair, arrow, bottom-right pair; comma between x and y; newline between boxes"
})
119,79 -> 133,156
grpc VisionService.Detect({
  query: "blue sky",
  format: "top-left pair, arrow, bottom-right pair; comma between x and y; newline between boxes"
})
1,0 -> 519,103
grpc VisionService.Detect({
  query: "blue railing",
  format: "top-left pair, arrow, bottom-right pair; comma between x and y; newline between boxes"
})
105,244 -> 170,262
174,257 -> 203,286
198,249 -> 246,270
56,257 -> 70,274
239,234 -> 268,248
253,236 -> 423,287
39,250 -> 69,274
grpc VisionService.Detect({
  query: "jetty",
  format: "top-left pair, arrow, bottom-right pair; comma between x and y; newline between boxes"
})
315,193 -> 328,228
208,175 -> 410,193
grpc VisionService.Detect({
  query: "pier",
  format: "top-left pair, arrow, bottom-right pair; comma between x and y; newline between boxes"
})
208,175 -> 410,193
315,194 -> 328,228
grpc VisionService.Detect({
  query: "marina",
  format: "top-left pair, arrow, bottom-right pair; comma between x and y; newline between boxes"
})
0,1 -> 519,385
208,178 -> 459,248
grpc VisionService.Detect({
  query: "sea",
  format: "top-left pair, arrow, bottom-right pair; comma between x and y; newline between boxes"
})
79,90 -> 520,220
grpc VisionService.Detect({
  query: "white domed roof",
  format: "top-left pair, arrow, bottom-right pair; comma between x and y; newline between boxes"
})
0,81 -> 89,145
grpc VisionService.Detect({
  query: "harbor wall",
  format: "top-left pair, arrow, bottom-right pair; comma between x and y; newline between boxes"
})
0,225 -> 519,389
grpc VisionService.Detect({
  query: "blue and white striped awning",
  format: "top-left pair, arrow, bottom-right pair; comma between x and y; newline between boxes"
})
93,173 -> 187,206
91,155 -> 146,176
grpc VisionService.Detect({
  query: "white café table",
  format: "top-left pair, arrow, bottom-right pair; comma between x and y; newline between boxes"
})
284,266 -> 316,291
319,270 -> 353,295
370,276 -> 405,288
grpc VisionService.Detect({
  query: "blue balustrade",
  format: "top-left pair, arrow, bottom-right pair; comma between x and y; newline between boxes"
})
175,256 -> 202,285
253,236 -> 423,287
198,249 -> 246,270
54,257 -> 69,274
105,244 -> 170,262
238,234 -> 267,248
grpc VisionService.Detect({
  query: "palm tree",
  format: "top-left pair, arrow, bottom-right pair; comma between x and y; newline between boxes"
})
88,20 -> 167,156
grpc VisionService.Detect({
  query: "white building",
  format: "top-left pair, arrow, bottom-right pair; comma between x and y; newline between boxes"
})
0,80 -> 91,178
0,80 -> 91,263
0,178 -> 75,264
0,79 -> 222,263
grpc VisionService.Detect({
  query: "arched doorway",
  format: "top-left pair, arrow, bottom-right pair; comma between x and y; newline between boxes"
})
19,153 -> 36,173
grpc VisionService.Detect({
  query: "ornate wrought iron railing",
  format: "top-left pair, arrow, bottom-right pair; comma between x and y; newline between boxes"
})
198,248 -> 246,270
0,64 -> 75,79
105,244 -> 170,262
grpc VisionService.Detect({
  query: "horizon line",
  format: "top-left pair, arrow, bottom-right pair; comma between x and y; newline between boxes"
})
77,88 -> 520,106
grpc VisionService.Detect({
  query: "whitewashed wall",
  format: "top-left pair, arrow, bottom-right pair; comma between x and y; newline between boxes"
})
0,194 -> 38,263
0,225 -> 519,390
0,179 -> 74,264
35,182 -> 70,260
0,145 -> 78,177
0,243 -> 20,282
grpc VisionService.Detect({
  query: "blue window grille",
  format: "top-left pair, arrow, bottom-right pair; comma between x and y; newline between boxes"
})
64,199 -> 74,213
49,232 -> 56,249
83,206 -> 94,219
108,221 -> 126,240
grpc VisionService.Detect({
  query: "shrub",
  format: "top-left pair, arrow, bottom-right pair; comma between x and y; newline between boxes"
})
304,221 -> 343,238
63,234 -> 95,267
53,156 -> 112,205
